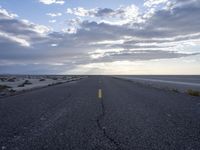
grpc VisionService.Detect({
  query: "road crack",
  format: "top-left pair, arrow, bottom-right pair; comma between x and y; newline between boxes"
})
96,97 -> 122,150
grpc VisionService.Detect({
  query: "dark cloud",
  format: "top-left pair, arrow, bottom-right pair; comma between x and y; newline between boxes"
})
145,1 -> 200,37
95,8 -> 115,17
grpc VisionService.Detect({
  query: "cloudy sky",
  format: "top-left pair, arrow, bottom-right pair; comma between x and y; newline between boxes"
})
0,0 -> 200,74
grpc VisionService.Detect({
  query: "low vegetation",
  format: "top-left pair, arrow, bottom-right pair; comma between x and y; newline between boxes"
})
187,89 -> 200,97
7,78 -> 16,82
39,78 -> 45,81
172,88 -> 179,93
9,89 -> 16,93
18,80 -> 32,87
0,85 -> 11,92
0,77 -> 7,82
52,77 -> 58,80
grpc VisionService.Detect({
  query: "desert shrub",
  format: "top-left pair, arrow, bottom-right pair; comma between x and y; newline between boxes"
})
52,77 -> 58,80
187,89 -> 200,96
55,82 -> 62,85
18,84 -> 25,87
172,89 -> 179,93
62,77 -> 67,80
39,78 -> 45,81
24,80 -> 32,85
0,78 -> 7,81
18,80 -> 32,87
7,78 -> 16,82
9,89 -> 16,93
0,85 -> 11,92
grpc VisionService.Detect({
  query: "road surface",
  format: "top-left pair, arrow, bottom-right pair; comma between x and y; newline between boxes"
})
0,76 -> 200,150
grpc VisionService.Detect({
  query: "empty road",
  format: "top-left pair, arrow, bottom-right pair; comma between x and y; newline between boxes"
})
0,76 -> 200,150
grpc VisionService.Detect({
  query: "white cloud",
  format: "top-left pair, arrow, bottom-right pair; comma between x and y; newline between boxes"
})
144,0 -> 169,7
49,19 -> 56,23
66,5 -> 140,25
51,43 -> 58,47
21,19 -> 50,35
66,5 -> 139,20
39,0 -> 65,5
90,40 -> 125,45
62,27 -> 77,34
63,18 -> 82,34
0,8 -> 50,49
118,5 -> 139,20
143,8 -> 156,19
66,7 -> 96,17
0,7 -> 18,19
33,25 -> 50,34
46,13 -> 62,17
0,31 -> 30,47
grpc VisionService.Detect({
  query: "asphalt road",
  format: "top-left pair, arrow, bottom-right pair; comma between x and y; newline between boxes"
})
0,76 -> 200,150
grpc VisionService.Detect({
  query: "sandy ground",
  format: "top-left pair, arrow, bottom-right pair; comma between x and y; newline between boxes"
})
115,75 -> 200,93
0,75 -> 87,97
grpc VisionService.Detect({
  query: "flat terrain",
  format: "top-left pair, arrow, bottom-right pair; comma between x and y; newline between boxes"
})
0,75 -> 85,97
116,75 -> 200,92
0,76 -> 200,150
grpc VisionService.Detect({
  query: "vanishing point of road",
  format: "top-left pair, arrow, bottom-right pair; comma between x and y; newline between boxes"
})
0,76 -> 200,150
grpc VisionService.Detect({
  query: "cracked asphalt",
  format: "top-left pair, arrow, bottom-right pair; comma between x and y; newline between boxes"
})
0,76 -> 200,150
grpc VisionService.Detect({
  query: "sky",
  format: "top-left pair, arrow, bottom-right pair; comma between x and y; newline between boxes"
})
0,0 -> 200,75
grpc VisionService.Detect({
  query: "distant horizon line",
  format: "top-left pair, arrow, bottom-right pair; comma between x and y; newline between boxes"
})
0,74 -> 200,76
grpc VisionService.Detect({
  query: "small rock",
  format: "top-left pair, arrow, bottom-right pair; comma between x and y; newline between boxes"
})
0,92 -> 6,96
102,126 -> 106,130
40,117 -> 46,121
60,133 -> 64,136
167,113 -> 171,117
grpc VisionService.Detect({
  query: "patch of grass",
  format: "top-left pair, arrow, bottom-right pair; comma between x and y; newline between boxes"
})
187,89 -> 200,97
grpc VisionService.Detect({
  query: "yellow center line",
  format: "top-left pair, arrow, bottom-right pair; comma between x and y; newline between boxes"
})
98,89 -> 102,99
